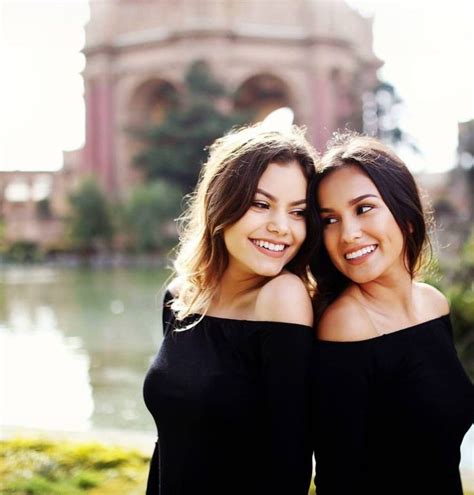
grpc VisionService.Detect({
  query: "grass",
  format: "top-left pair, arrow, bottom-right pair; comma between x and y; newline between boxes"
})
0,437 -> 150,495
1,437 -> 472,495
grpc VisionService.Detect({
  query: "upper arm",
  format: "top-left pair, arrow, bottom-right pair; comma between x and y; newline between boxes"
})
257,274 -> 314,493
255,273 -> 313,326
312,341 -> 371,493
162,282 -> 179,336
417,282 -> 450,317
317,297 -> 377,342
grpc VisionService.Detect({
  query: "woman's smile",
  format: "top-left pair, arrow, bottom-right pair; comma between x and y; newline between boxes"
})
250,238 -> 289,257
343,244 -> 378,264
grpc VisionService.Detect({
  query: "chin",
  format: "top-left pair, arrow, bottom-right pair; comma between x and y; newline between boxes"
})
255,263 -> 285,278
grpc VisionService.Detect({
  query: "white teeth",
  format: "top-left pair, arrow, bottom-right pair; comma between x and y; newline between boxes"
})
253,240 -> 286,252
345,245 -> 376,260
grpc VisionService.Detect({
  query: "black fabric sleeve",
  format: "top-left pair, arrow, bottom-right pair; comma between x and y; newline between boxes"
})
145,290 -> 174,495
145,440 -> 160,495
312,341 -> 372,495
162,290 -> 175,337
260,324 -> 313,495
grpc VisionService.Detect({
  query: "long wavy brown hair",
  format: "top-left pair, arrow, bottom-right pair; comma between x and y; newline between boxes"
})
309,132 -> 434,323
170,123 -> 319,320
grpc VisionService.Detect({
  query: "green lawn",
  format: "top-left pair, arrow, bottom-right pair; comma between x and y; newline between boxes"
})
1,437 -> 472,495
0,438 -> 149,495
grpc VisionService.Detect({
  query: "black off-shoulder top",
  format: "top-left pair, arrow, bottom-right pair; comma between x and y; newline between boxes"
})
143,290 -> 313,495
312,314 -> 474,495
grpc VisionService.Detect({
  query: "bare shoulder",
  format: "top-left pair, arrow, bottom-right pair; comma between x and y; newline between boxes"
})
317,296 -> 378,342
255,273 -> 313,326
415,282 -> 450,317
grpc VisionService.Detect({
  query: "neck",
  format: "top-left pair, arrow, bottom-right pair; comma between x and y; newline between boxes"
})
357,269 -> 416,318
212,268 -> 267,311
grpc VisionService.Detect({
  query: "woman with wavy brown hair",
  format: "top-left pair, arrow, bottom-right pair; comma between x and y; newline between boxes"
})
310,132 -> 474,495
143,122 -> 318,495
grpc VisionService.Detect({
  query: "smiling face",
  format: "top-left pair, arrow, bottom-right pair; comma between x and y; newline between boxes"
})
223,160 -> 308,280
317,165 -> 407,285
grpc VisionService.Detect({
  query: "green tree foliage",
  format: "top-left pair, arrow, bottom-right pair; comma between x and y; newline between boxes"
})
68,178 -> 114,251
364,81 -> 419,152
442,233 -> 474,379
132,60 -> 250,192
428,233 -> 474,379
457,119 -> 474,222
123,180 -> 183,252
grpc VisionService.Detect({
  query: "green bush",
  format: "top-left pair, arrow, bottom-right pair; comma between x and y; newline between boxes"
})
3,241 -> 42,263
428,233 -> 474,379
122,180 -> 182,252
67,178 -> 114,252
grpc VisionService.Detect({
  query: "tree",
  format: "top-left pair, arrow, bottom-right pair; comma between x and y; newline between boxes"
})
443,233 -> 474,379
457,119 -> 474,223
429,233 -> 474,379
132,60 -> 251,192
363,81 -> 419,152
123,180 -> 183,252
68,178 -> 114,251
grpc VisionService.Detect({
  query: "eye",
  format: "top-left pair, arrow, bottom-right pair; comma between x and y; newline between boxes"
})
321,216 -> 338,226
291,208 -> 307,218
252,200 -> 269,210
357,204 -> 373,215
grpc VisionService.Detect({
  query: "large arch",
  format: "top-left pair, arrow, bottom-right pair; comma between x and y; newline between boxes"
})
128,78 -> 179,128
234,74 -> 293,122
120,78 -> 181,190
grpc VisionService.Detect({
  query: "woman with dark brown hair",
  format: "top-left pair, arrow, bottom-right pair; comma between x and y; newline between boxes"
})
310,132 -> 474,495
143,122 -> 318,495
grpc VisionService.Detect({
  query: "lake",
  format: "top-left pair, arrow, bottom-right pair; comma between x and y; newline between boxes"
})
0,265 -> 168,436
0,265 -> 473,472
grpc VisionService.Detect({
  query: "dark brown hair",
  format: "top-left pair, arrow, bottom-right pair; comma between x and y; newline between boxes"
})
309,132 -> 433,322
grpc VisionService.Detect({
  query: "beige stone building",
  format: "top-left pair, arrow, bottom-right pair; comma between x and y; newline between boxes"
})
81,0 -> 382,196
1,0 -> 383,249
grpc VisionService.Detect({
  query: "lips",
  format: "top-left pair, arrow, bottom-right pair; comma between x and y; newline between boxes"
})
344,244 -> 377,261
250,238 -> 290,258
251,239 -> 288,252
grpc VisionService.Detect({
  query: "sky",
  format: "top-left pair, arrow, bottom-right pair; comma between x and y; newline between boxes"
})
0,0 -> 473,174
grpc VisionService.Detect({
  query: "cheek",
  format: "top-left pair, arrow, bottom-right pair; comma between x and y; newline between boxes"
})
222,225 -> 239,252
385,218 -> 405,250
295,221 -> 307,244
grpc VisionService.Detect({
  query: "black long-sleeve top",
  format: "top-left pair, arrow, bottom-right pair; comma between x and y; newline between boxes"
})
143,291 -> 313,495
312,314 -> 474,495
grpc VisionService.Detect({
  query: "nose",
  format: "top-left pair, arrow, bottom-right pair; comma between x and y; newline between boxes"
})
340,217 -> 362,243
267,210 -> 290,236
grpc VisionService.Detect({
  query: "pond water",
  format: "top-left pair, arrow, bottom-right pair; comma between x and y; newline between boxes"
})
0,265 -> 168,434
0,265 -> 472,471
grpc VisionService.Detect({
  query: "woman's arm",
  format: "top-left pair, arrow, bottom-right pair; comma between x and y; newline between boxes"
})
312,304 -> 373,495
257,274 -> 314,495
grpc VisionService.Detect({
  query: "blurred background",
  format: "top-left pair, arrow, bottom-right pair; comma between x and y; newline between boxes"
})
0,0 -> 473,493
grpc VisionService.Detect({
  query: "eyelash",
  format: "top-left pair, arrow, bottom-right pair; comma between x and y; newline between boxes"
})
357,204 -> 373,214
321,204 -> 374,225
252,201 -> 269,210
292,209 -> 307,218
252,201 -> 306,217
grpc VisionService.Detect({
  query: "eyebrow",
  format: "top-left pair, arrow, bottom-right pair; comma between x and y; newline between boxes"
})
256,188 -> 307,206
319,194 -> 379,213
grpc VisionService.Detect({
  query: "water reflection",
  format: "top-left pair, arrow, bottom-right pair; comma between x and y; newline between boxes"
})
0,266 -> 167,433
0,303 -> 93,431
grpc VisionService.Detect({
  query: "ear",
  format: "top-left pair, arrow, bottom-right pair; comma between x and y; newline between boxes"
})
408,222 -> 414,234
